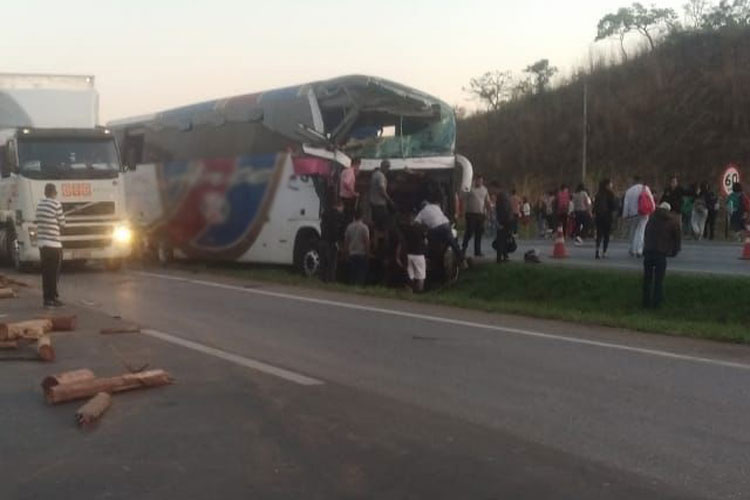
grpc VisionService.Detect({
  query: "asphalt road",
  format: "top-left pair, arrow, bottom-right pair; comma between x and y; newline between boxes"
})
6,265 -> 750,499
473,236 -> 750,276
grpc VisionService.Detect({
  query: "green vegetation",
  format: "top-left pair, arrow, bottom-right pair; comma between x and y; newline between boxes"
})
459,2 -> 750,194
176,261 -> 750,344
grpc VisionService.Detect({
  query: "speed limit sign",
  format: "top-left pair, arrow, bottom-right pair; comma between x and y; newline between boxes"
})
721,164 -> 741,196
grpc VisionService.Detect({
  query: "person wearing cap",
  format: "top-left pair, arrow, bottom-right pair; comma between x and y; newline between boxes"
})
35,183 -> 66,308
369,159 -> 393,232
642,201 -> 681,308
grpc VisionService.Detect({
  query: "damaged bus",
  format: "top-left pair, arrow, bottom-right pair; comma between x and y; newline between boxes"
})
110,75 -> 472,276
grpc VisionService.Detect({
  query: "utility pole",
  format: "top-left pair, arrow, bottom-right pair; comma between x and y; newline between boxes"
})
582,81 -> 588,184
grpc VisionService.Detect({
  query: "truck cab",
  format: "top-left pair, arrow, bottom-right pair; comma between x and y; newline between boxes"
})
0,127 -> 132,269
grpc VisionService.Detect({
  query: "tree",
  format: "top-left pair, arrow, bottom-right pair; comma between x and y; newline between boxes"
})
702,0 -> 750,29
631,2 -> 679,50
524,59 -> 558,94
596,7 -> 635,60
683,0 -> 709,29
463,71 -> 514,111
595,3 -> 679,53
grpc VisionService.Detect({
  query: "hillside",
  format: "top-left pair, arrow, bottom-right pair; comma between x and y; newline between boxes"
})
457,28 -> 750,194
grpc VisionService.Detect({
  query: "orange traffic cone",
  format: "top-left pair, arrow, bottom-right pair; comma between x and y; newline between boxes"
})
551,226 -> 568,258
741,231 -> 750,260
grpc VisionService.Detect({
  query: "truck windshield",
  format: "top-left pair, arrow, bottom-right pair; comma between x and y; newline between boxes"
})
17,138 -> 120,180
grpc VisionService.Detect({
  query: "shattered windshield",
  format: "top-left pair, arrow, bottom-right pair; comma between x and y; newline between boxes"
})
342,105 -> 455,159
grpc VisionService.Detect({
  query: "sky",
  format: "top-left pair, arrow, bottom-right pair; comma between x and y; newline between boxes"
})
1,0 -> 689,122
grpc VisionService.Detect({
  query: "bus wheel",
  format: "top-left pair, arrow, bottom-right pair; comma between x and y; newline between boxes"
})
294,231 -> 321,278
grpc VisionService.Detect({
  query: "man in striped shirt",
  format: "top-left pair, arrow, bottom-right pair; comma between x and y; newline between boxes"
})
35,183 -> 66,307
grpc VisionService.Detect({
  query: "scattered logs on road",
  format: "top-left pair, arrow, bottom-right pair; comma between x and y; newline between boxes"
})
42,315 -> 78,332
36,335 -> 55,362
76,392 -> 112,427
0,287 -> 16,299
0,319 -> 53,341
44,369 -> 174,405
42,369 -> 96,391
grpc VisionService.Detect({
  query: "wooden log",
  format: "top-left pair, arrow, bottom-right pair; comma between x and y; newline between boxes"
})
0,288 -> 16,299
41,315 -> 77,332
42,369 -> 96,391
45,369 -> 173,404
76,392 -> 112,427
99,325 -> 140,335
36,335 -> 55,362
0,319 -> 53,341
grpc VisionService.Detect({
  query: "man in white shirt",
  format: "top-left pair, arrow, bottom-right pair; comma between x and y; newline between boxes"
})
415,195 -> 463,263
462,175 -> 491,257
35,183 -> 66,307
622,175 -> 654,257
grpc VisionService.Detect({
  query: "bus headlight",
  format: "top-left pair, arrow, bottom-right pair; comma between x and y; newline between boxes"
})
113,225 -> 133,245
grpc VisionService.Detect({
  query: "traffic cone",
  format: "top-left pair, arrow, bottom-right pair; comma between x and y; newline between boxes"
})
551,226 -> 568,258
741,231 -> 750,260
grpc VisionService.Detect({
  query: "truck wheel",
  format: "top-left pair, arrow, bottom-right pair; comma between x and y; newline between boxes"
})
105,259 -> 123,272
294,231 -> 321,278
10,233 -> 31,273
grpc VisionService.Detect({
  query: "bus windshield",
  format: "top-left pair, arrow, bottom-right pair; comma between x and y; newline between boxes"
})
342,105 -> 456,159
18,138 -> 120,180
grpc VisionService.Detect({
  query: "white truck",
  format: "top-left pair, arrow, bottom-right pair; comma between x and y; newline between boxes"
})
0,73 -> 132,270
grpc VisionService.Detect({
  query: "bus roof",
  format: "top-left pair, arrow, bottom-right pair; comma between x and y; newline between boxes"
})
108,75 -> 450,140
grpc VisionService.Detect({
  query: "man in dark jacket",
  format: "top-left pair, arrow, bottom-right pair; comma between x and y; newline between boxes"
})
493,184 -> 514,263
319,200 -> 346,282
642,202 -> 681,308
660,175 -> 684,217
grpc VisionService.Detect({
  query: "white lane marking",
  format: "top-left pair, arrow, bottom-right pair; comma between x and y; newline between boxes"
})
141,328 -> 324,386
136,271 -> 750,372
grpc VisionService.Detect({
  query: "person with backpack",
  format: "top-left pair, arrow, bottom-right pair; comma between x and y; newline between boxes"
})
593,179 -> 617,259
622,176 -> 654,257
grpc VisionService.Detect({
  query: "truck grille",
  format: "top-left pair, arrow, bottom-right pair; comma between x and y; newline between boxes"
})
61,225 -> 112,237
61,202 -> 115,217
62,239 -> 112,249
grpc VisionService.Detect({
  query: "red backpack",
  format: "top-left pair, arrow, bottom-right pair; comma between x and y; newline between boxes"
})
638,186 -> 655,216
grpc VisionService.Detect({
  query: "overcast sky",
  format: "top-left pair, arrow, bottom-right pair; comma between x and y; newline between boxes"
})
1,0 -> 688,122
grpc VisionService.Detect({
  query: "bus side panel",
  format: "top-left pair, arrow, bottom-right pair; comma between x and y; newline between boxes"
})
238,156 -> 321,265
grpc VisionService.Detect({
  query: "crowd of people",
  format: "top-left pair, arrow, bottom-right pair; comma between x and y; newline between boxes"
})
318,163 -> 750,306
319,159 -> 465,293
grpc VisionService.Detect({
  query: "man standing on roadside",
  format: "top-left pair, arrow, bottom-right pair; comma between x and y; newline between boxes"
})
369,159 -> 393,232
344,209 -> 370,286
35,183 -> 66,308
339,158 -> 360,223
462,175 -> 491,257
660,175 -> 684,217
494,184 -> 514,263
643,202 -> 681,308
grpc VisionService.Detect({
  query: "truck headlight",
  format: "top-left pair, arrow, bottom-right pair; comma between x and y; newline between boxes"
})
113,225 -> 133,244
